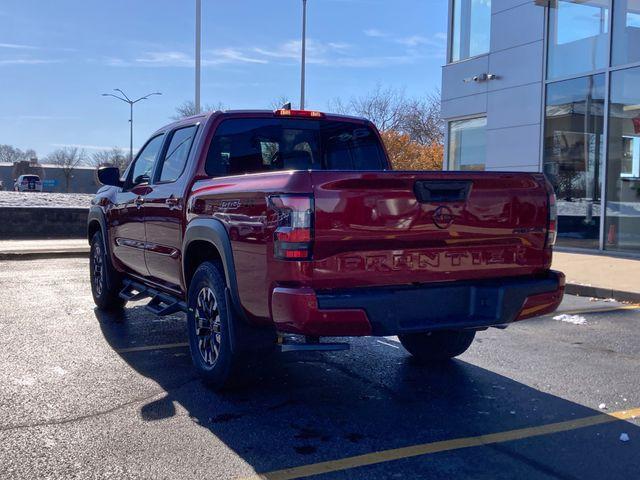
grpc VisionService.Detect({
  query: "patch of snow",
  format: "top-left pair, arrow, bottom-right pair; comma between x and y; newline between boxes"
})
53,366 -> 66,376
0,191 -> 93,208
13,376 -> 35,386
553,314 -> 587,325
599,403 -> 607,410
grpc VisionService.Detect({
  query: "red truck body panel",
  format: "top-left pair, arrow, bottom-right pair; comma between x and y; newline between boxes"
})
310,170 -> 550,288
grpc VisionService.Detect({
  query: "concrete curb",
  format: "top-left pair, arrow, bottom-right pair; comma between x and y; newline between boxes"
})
0,249 -> 89,261
565,283 -> 640,304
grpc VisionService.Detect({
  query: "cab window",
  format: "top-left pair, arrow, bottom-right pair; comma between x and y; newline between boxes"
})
156,125 -> 198,183
205,118 -> 386,176
127,134 -> 164,188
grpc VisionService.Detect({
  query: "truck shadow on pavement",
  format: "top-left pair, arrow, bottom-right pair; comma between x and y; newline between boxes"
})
96,306 -> 640,479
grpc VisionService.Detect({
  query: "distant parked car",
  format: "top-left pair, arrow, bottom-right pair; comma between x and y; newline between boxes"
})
14,175 -> 43,192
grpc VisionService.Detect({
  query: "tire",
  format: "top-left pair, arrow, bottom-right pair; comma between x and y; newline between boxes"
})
398,330 -> 476,363
187,261 -> 242,391
90,230 -> 125,311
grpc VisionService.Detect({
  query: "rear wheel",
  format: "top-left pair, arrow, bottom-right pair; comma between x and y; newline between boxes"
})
90,231 -> 125,311
398,330 -> 476,363
187,261 -> 243,391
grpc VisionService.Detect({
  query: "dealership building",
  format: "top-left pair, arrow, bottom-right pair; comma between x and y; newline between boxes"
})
441,0 -> 640,254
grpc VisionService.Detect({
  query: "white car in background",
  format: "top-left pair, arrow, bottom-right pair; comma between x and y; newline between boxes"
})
14,175 -> 43,192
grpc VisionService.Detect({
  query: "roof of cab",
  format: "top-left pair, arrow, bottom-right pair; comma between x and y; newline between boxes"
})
154,109 -> 371,136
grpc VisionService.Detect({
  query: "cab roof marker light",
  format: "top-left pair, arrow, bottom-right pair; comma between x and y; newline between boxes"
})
274,109 -> 325,118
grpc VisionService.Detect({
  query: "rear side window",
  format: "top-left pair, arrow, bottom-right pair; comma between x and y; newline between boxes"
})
157,125 -> 197,183
205,118 -> 386,176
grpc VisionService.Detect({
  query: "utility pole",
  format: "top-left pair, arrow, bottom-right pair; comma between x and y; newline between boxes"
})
300,0 -> 307,110
195,0 -> 202,114
101,89 -> 162,163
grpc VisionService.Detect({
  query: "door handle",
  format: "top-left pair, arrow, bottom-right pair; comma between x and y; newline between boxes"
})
165,196 -> 180,209
134,196 -> 145,208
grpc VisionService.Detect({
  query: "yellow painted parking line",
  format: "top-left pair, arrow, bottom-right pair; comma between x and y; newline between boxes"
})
116,342 -> 189,353
241,407 -> 640,480
548,304 -> 640,317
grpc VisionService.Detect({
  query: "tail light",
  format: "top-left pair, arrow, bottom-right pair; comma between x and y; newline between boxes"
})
269,195 -> 313,260
547,185 -> 557,247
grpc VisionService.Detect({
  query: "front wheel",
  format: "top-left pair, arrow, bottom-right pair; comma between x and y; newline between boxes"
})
398,330 -> 476,363
187,261 -> 243,391
90,231 -> 124,311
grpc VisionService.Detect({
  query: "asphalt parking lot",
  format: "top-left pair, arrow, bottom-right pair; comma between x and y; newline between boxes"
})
1,258 -> 639,479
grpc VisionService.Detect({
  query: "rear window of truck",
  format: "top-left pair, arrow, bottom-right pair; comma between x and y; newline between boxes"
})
205,117 -> 386,176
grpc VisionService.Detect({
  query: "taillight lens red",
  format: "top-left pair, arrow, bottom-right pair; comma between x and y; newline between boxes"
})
547,189 -> 557,247
269,195 -> 313,260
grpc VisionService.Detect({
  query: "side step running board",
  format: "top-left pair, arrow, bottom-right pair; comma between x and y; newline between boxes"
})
119,279 -> 187,316
119,280 -> 151,302
277,335 -> 350,353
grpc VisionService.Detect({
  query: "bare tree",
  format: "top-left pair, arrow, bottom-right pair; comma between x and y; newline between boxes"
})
91,147 -> 130,172
46,147 -> 87,192
329,85 -> 409,132
270,96 -> 293,110
402,91 -> 444,146
172,100 -> 226,120
0,144 -> 37,163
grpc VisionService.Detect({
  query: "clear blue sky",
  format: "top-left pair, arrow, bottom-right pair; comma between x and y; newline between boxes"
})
0,0 -> 447,158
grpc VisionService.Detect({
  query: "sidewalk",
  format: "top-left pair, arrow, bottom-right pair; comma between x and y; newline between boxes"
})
0,238 -> 89,260
0,239 -> 638,302
553,251 -> 640,303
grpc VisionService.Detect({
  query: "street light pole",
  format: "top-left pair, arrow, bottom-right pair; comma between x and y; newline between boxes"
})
129,102 -> 134,164
101,89 -> 162,163
300,0 -> 307,110
195,0 -> 202,114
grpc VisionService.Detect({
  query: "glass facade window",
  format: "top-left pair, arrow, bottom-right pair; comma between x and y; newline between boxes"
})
449,117 -> 486,171
547,0 -> 610,79
605,67 -> 640,251
612,0 -> 640,66
544,75 -> 605,249
450,0 -> 491,62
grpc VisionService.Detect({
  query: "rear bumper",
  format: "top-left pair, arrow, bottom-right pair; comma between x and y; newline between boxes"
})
271,271 -> 565,337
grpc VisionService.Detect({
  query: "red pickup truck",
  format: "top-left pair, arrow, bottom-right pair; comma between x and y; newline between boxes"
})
89,109 -> 564,389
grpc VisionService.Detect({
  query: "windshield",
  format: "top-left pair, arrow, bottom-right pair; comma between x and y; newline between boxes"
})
205,117 -> 387,176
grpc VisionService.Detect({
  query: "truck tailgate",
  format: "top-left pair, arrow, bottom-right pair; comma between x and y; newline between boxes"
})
310,171 -> 550,289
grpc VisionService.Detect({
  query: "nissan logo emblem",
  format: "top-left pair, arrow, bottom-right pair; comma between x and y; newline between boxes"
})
433,206 -> 455,229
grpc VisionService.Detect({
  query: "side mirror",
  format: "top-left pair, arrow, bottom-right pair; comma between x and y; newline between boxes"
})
97,166 -> 122,187
133,174 -> 150,186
